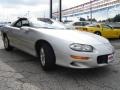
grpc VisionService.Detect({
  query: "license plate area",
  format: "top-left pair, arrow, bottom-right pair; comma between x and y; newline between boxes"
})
108,54 -> 114,63
97,55 -> 108,64
97,54 -> 114,64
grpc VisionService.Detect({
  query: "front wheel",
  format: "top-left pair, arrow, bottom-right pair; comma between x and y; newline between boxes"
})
39,43 -> 56,70
94,31 -> 101,36
3,35 -> 13,51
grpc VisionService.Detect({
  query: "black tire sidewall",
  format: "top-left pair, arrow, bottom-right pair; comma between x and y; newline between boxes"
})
39,43 -> 55,70
95,31 -> 101,36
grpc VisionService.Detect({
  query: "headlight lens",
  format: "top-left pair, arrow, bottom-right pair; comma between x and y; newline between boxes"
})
70,43 -> 93,52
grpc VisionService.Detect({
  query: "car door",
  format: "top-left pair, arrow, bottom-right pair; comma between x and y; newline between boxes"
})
8,19 -> 35,55
73,22 -> 82,30
18,19 -> 36,55
102,24 -> 118,38
7,19 -> 24,49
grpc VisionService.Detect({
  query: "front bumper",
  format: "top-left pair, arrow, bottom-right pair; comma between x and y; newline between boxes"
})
68,53 -> 115,69
55,43 -> 116,69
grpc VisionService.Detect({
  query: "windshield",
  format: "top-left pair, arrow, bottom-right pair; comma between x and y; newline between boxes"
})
30,18 -> 72,30
105,23 -> 120,29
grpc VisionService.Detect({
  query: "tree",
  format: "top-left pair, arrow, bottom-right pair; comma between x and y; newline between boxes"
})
88,18 -> 97,22
113,14 -> 120,22
79,17 -> 86,21
106,18 -> 113,22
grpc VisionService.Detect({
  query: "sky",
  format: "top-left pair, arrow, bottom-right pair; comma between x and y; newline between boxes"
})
0,0 -> 88,21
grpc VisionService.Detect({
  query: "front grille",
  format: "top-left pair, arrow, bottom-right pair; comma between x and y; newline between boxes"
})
97,55 -> 108,64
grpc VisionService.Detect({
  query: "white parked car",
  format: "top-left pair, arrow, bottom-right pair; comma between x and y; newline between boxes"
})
65,21 -> 90,30
0,18 -> 115,70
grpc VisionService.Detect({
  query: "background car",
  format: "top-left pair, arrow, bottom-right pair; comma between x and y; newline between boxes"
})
65,21 -> 90,30
81,23 -> 120,38
0,22 -> 11,27
0,18 -> 115,71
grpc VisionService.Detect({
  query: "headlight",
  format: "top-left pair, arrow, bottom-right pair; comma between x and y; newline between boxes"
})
70,43 -> 93,52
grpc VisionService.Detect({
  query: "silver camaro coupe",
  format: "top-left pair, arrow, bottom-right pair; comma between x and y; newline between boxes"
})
0,18 -> 115,70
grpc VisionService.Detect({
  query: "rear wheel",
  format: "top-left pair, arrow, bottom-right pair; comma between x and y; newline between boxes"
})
3,35 -> 13,51
39,43 -> 56,71
94,31 -> 101,36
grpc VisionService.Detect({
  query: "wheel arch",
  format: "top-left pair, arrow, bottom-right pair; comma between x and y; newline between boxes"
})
94,31 -> 100,33
2,32 -> 7,38
94,31 -> 101,35
35,39 -> 56,58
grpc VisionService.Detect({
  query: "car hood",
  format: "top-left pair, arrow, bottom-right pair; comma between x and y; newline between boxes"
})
38,29 -> 109,45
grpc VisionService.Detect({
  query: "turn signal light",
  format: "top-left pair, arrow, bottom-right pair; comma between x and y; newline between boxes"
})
71,55 -> 90,60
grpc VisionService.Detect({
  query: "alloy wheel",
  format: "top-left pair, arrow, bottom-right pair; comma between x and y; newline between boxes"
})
4,37 -> 9,48
40,48 -> 46,66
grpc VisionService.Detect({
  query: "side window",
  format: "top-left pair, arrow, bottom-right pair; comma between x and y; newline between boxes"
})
73,22 -> 77,26
15,21 -> 22,28
84,22 -> 89,26
22,20 -> 30,26
103,24 -> 111,29
73,22 -> 82,26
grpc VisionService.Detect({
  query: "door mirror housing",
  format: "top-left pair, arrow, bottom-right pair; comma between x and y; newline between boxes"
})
111,27 -> 114,29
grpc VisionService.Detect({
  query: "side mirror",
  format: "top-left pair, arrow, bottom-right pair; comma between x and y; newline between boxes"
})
109,26 -> 113,29
111,27 -> 114,29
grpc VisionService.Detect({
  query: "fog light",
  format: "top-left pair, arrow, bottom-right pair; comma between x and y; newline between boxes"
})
71,55 -> 90,60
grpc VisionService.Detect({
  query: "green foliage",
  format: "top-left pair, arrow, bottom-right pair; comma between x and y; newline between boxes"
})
106,18 -> 113,22
79,17 -> 86,21
113,14 -> 120,22
88,18 -> 97,21
102,14 -> 120,22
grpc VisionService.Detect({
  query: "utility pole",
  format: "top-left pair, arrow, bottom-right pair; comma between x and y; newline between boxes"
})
59,0 -> 62,22
90,0 -> 92,24
50,0 -> 52,18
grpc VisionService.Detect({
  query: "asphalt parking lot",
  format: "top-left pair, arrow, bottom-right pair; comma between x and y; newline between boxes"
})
0,35 -> 120,90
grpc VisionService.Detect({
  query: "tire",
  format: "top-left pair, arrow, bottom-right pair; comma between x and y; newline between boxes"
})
3,35 -> 13,51
94,31 -> 101,36
39,43 -> 56,71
